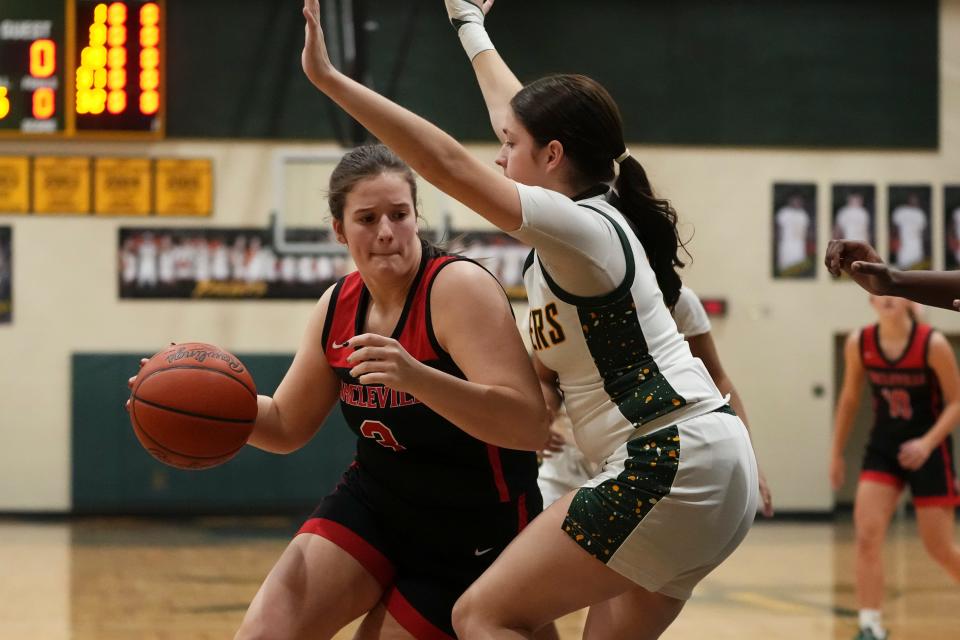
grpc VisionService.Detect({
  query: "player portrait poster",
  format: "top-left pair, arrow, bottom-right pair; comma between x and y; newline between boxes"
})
831,184 -> 876,246
888,185 -> 932,271
446,230 -> 530,300
830,184 -> 875,280
772,183 -> 817,279
118,227 -> 350,299
944,186 -> 960,270
0,227 -> 11,323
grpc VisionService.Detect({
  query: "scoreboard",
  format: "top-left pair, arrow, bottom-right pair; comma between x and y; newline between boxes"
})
0,0 -> 164,137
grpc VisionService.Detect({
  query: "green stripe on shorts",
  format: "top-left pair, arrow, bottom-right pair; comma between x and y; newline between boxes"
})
562,425 -> 680,561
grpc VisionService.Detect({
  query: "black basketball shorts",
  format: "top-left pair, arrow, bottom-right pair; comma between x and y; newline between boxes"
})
860,436 -> 960,507
297,464 -> 541,639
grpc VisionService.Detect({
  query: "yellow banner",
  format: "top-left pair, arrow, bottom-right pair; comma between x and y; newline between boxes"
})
155,159 -> 212,217
0,157 -> 30,214
33,157 -> 92,215
94,158 -> 152,216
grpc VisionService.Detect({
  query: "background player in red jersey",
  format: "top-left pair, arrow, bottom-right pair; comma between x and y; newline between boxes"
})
228,144 -> 548,640
831,295 -> 960,640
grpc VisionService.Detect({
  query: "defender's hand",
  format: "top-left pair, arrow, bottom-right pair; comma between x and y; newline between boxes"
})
302,0 -> 336,88
444,0 -> 494,29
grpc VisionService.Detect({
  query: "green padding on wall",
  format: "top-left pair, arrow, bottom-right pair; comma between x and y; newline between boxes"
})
72,353 -> 355,514
166,0 -> 937,147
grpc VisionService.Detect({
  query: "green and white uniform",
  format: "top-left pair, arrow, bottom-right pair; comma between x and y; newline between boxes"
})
537,285 -> 715,507
515,183 -> 758,600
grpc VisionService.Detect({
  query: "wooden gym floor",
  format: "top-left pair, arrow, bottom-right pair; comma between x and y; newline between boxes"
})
0,516 -> 956,639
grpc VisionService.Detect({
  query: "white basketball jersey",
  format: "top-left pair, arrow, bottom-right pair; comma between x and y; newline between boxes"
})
522,192 -> 724,464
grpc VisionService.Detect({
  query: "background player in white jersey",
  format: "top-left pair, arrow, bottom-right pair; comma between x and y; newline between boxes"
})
538,285 -> 773,518
776,194 -> 812,272
834,192 -> 871,243
300,1 -> 759,637
891,193 -> 928,270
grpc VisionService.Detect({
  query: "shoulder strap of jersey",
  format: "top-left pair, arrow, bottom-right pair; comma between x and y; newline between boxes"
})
903,322 -> 934,368
396,254 -> 463,362
860,324 -> 881,368
323,272 -> 363,368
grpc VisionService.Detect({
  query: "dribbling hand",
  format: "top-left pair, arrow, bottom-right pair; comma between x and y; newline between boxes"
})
125,342 -> 176,412
302,0 -> 336,88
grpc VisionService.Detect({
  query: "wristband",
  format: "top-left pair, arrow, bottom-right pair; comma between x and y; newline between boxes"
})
457,22 -> 495,60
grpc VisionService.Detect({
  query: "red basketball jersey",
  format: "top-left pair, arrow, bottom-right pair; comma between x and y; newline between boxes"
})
322,248 -> 539,508
860,322 -> 942,442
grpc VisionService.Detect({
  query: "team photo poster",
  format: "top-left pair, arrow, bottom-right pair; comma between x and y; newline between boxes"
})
887,185 -> 932,272
118,227 -> 348,300
772,183 -> 817,279
944,185 -> 960,270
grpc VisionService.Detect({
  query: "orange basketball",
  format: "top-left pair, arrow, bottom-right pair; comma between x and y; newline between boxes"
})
128,342 -> 258,470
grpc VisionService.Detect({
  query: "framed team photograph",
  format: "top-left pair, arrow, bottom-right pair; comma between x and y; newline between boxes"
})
831,184 -> 876,246
118,227 -> 349,300
0,227 -> 10,324
772,182 -> 817,279
944,185 -> 960,270
446,230 -> 530,300
888,185 -> 932,271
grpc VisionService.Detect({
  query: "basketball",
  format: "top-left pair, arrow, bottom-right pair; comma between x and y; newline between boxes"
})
128,342 -> 258,470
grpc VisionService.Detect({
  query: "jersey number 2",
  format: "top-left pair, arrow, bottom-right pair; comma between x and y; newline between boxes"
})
359,420 -> 406,452
881,388 -> 913,420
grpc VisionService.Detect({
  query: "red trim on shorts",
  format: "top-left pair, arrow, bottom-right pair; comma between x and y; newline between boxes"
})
383,586 -> 455,640
859,470 -> 905,489
914,495 -> 960,508
941,442 -> 957,500
486,445 -> 510,502
297,518 -> 395,588
517,492 -> 528,531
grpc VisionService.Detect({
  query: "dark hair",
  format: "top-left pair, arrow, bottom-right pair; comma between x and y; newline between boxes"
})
328,143 -> 419,221
510,74 -> 687,307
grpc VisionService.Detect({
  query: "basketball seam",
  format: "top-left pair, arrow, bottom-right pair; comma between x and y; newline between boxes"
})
130,402 -> 248,461
131,395 -> 256,424
137,363 -> 257,399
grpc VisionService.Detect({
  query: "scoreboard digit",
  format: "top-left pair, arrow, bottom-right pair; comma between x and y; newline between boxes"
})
0,0 -> 65,134
0,0 -> 163,137
73,0 -> 162,134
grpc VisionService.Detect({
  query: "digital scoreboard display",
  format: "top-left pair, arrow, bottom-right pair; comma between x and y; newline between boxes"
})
0,0 -> 163,137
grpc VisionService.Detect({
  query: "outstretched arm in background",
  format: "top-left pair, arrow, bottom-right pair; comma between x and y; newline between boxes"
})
825,239 -> 960,311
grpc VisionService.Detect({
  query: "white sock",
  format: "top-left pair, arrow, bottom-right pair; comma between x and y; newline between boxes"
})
859,609 -> 886,637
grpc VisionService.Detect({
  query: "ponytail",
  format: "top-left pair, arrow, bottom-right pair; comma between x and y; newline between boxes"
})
615,156 -> 686,308
510,74 -> 689,306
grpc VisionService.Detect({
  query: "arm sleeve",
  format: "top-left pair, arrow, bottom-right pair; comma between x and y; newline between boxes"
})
672,286 -> 711,337
508,183 -> 627,297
